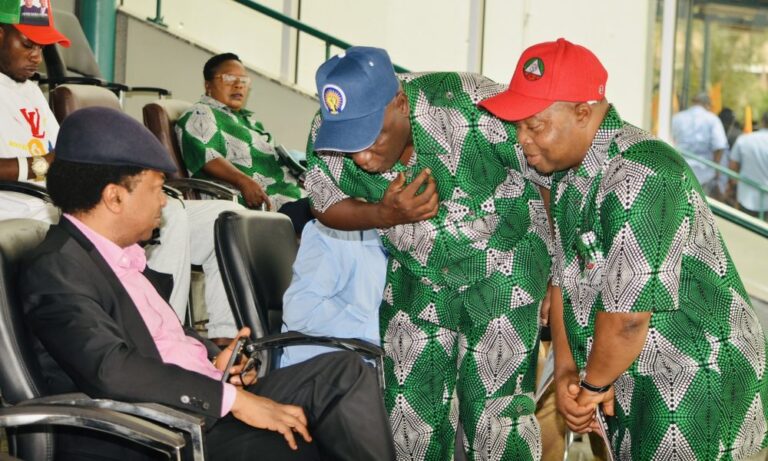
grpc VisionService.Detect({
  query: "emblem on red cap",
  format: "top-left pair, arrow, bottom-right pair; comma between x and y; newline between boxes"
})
523,57 -> 544,81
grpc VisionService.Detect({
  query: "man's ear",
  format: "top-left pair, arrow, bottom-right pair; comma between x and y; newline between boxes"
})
574,102 -> 593,127
395,91 -> 409,118
101,183 -> 124,214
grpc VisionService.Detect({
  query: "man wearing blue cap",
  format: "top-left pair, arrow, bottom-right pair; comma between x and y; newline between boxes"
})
20,106 -> 394,461
305,47 -> 551,460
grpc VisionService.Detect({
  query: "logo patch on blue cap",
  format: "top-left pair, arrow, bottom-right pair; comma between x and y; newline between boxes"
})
322,84 -> 346,115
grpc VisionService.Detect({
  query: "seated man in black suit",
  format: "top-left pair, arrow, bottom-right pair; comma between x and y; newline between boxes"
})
19,107 -> 394,461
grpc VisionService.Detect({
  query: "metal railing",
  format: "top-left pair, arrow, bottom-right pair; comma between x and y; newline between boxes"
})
147,0 -> 409,81
678,150 -> 768,237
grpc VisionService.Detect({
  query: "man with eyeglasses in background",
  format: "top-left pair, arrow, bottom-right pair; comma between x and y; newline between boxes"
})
176,52 -> 313,235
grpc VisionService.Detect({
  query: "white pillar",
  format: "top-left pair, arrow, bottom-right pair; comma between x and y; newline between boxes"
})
658,0 -> 678,143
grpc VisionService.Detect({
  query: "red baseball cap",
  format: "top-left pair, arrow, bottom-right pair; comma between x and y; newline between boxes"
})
480,38 -> 606,121
14,1 -> 70,47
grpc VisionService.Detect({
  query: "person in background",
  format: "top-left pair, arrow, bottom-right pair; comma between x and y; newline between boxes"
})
718,107 -> 743,206
176,52 -> 312,234
672,91 -> 729,198
280,218 -> 388,368
0,5 -> 66,222
729,111 -> 768,220
481,37 -> 768,461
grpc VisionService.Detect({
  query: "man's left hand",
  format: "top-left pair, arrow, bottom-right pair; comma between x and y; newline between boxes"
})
575,386 -> 615,433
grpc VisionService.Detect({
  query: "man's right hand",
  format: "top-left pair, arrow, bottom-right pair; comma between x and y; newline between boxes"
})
230,389 -> 311,450
554,368 -> 596,433
378,169 -> 438,227
237,179 -> 272,210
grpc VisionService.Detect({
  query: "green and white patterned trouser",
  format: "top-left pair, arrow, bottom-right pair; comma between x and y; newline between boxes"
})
381,267 -> 543,461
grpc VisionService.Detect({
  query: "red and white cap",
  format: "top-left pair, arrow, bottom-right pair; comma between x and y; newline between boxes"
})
15,1 -> 70,47
480,38 -> 606,121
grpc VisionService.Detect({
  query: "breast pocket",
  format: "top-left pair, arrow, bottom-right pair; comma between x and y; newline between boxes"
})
576,231 -> 604,309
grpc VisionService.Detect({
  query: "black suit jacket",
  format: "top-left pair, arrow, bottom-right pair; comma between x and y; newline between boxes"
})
20,218 -> 224,424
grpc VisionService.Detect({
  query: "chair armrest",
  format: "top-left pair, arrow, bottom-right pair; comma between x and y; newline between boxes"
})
0,181 -> 51,203
0,404 -> 186,460
36,76 -> 105,87
247,331 -> 385,389
165,178 -> 240,202
128,86 -> 172,97
275,145 -> 307,180
247,331 -> 383,359
20,393 -> 205,461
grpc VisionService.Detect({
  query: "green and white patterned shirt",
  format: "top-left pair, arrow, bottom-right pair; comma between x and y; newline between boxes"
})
176,95 -> 304,209
552,106 -> 768,460
306,72 -> 551,328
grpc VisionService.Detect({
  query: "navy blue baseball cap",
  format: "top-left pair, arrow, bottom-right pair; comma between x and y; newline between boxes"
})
56,107 -> 177,174
314,46 -> 399,153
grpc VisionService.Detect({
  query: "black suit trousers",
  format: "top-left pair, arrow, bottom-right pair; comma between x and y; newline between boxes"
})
206,351 -> 394,461
55,352 -> 393,461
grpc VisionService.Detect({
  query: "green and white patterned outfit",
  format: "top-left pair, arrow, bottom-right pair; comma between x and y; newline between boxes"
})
306,72 -> 551,461
176,95 -> 304,209
551,106 -> 768,460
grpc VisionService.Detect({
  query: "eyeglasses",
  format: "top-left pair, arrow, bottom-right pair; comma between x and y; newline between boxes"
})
215,74 -> 251,86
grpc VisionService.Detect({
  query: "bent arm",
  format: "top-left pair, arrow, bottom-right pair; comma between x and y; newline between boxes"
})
201,157 -> 252,189
550,286 -> 577,379
314,198 -> 392,230
314,169 -> 438,230
582,311 -> 651,387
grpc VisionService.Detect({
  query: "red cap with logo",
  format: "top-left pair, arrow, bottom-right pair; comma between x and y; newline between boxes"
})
15,0 -> 70,47
479,38 -> 606,121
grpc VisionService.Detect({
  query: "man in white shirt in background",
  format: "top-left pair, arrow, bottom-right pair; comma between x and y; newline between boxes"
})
672,91 -> 729,197
729,111 -> 768,219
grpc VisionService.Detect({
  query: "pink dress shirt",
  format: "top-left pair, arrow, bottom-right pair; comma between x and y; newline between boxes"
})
64,214 -> 236,416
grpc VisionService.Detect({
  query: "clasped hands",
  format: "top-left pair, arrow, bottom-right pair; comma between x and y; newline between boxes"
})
555,369 -> 614,435
215,327 -> 312,451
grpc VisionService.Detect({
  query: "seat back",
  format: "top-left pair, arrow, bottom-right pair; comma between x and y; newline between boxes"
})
214,210 -> 297,374
49,84 -> 121,123
142,100 -> 193,180
0,219 -> 54,460
45,9 -> 103,79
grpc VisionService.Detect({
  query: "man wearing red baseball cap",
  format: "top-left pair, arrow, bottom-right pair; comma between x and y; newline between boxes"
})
481,38 -> 768,460
0,0 -> 69,222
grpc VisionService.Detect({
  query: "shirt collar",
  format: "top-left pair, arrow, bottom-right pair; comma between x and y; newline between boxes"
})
64,214 -> 147,276
561,105 -> 624,181
0,71 -> 32,89
199,94 -> 254,117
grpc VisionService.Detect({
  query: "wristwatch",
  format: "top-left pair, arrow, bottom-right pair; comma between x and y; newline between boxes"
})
579,370 -> 612,393
30,156 -> 49,181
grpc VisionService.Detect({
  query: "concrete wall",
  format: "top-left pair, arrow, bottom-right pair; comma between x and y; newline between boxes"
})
115,10 -> 318,150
